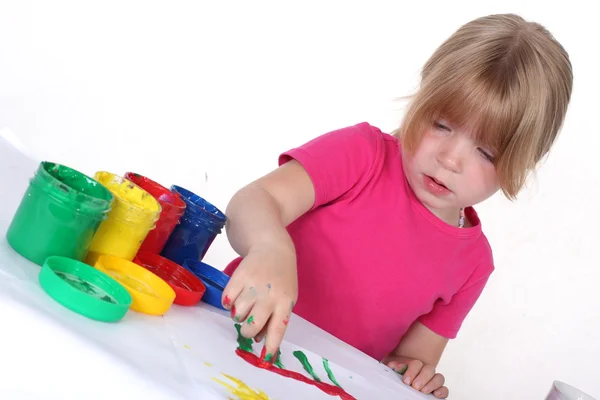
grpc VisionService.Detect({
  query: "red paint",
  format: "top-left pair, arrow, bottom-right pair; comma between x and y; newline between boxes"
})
133,252 -> 206,306
231,305 -> 237,319
235,349 -> 356,400
223,295 -> 232,307
283,318 -> 289,326
423,175 -> 452,196
124,172 -> 187,254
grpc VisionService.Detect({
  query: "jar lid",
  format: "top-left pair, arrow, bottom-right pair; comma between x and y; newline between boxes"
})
133,252 -> 206,307
94,255 -> 176,316
39,256 -> 132,322
183,259 -> 230,310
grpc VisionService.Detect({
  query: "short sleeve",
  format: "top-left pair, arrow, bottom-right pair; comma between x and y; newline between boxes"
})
418,262 -> 494,339
278,122 -> 383,209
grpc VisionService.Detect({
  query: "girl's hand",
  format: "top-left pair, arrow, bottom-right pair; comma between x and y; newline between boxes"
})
222,242 -> 298,363
385,357 -> 449,398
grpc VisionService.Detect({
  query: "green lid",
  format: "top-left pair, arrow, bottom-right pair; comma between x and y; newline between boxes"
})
39,256 -> 132,322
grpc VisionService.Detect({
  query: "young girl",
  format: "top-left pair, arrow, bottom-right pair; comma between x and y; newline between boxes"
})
220,13 -> 573,398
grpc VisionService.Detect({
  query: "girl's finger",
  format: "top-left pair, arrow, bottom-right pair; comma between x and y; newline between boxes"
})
411,364 -> 436,391
221,266 -> 247,310
239,297 -> 275,339
420,373 -> 445,394
261,301 -> 293,365
433,386 -> 449,398
230,285 -> 258,324
401,359 -> 424,386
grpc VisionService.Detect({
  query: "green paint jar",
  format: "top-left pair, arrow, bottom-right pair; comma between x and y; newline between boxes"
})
6,162 -> 114,266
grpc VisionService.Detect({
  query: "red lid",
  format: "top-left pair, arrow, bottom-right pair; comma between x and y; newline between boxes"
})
133,252 -> 206,306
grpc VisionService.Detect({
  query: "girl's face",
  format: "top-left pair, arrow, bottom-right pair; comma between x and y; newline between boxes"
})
402,119 -> 500,225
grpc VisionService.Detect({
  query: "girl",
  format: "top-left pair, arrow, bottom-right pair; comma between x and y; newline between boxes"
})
221,13 -> 573,398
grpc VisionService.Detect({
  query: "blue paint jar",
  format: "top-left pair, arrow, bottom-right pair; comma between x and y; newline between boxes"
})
161,185 -> 226,265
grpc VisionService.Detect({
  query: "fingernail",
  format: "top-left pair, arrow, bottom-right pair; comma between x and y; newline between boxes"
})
223,295 -> 231,307
394,364 -> 407,374
230,305 -> 239,321
404,377 -> 411,385
435,390 -> 442,397
414,381 -> 422,389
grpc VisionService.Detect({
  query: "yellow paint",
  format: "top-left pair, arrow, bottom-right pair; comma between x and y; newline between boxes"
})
94,255 -> 175,315
204,362 -> 212,367
184,345 -> 190,349
213,373 -> 270,400
86,172 -> 161,263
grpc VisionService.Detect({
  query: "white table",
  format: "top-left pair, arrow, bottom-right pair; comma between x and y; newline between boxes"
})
0,131 -> 433,400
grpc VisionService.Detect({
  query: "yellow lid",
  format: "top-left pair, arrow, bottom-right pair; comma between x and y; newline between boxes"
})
94,255 -> 175,316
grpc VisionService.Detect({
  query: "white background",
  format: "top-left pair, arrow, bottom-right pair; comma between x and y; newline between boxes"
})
0,1 -> 598,399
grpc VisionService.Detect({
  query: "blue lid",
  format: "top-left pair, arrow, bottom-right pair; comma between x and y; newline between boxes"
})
183,259 -> 229,310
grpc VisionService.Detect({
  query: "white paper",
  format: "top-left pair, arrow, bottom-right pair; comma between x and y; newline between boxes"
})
0,131 -> 435,399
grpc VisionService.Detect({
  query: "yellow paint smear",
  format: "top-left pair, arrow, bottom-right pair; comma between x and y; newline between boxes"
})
204,362 -> 213,367
213,373 -> 270,400
184,345 -> 190,349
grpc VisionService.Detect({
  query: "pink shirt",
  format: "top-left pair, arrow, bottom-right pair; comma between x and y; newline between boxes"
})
224,122 -> 494,361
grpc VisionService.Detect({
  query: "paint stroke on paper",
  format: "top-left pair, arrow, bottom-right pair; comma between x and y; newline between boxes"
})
213,373 -> 271,400
233,324 -> 356,400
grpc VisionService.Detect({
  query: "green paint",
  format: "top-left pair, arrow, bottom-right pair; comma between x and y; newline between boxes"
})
322,358 -> 342,388
247,315 -> 255,324
56,271 -> 116,304
234,324 -> 253,352
293,350 -> 321,382
394,365 -> 408,374
264,353 -> 274,362
6,162 -> 113,266
273,349 -> 285,369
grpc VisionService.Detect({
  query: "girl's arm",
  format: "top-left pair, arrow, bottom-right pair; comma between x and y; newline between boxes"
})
223,160 -> 316,357
382,321 -> 450,398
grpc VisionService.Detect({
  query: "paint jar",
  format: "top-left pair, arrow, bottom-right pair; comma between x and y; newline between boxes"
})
124,172 -> 186,255
6,162 -> 113,266
85,172 -> 162,265
161,185 -> 226,265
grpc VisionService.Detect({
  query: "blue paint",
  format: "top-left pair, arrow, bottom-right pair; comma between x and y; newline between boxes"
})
161,185 -> 226,265
183,259 -> 230,310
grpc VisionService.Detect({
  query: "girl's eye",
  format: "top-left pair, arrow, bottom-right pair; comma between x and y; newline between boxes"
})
433,121 -> 451,132
478,148 -> 494,162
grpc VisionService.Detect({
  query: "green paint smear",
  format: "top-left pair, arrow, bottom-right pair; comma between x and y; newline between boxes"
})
293,350 -> 321,382
234,324 -> 253,352
247,315 -> 254,324
273,349 -> 285,369
322,358 -> 342,388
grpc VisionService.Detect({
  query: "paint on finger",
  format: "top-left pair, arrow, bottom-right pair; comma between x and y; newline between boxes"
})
235,323 -> 254,352
223,295 -> 232,307
247,315 -> 255,324
273,348 -> 285,369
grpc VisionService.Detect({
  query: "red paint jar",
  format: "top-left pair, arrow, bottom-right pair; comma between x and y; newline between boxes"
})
124,172 -> 186,255
133,252 -> 206,306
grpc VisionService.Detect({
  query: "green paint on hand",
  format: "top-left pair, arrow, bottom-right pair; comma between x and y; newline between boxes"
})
273,348 -> 285,369
394,365 -> 408,375
234,324 -> 254,352
293,350 -> 321,382
247,315 -> 255,324
322,358 -> 342,388
264,353 -> 274,362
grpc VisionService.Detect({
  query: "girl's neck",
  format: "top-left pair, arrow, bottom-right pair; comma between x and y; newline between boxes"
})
427,206 -> 471,228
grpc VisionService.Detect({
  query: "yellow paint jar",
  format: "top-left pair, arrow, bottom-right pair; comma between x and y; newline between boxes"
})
85,172 -> 162,265
94,255 -> 175,315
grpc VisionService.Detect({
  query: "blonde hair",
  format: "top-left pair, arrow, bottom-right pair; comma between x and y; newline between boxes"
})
394,14 -> 573,199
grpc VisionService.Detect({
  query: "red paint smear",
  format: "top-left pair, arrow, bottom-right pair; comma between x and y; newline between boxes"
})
283,318 -> 289,326
223,295 -> 231,307
235,349 -> 356,400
